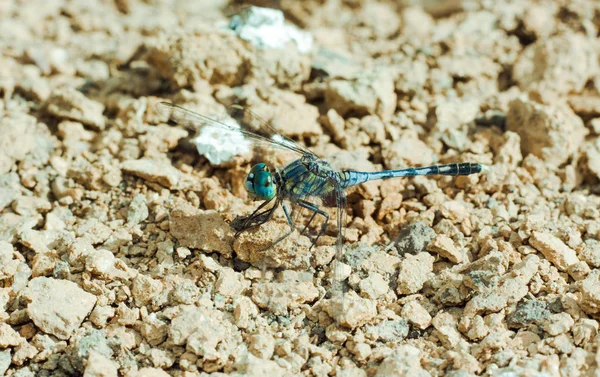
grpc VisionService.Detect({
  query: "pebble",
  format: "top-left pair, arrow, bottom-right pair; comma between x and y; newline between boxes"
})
506,98 -> 588,167
22,277 -> 97,340
0,241 -> 19,280
395,222 -> 436,255
579,269 -> 600,314
541,312 -> 574,336
397,252 -> 434,295
127,194 -> 149,225
374,345 -> 430,377
43,88 -> 105,130
83,350 -> 118,377
325,68 -> 397,120
401,300 -> 432,330
214,268 -> 250,298
324,291 -> 377,329
513,33 -> 598,95
120,158 -> 184,190
169,206 -> 234,258
251,276 -> 318,316
427,234 -> 463,263
528,231 -> 579,271
358,272 -> 389,299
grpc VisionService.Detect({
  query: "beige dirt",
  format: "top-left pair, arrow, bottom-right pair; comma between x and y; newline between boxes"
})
1,0 -> 600,376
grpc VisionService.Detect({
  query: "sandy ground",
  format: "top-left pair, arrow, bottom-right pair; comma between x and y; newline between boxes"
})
1,0 -> 600,376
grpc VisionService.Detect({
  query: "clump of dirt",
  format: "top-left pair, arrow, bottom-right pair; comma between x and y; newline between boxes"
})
2,0 -> 600,376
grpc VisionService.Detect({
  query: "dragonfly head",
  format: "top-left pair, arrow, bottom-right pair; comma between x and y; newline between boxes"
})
245,163 -> 276,201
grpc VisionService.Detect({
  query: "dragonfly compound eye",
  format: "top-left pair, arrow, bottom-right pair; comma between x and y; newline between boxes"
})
245,173 -> 255,194
246,163 -> 276,200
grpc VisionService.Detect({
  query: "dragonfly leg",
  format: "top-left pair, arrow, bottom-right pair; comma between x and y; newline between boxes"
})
296,200 -> 329,250
300,211 -> 318,236
235,199 -> 278,237
266,203 -> 296,249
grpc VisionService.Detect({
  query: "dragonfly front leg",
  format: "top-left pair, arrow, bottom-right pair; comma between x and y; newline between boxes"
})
235,198 -> 278,237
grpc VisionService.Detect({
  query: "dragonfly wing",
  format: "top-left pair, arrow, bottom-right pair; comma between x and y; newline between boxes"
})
227,104 -> 316,157
157,102 -> 310,158
328,182 -> 348,323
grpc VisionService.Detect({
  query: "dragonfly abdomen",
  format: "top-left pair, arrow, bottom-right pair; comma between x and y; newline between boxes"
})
340,162 -> 487,188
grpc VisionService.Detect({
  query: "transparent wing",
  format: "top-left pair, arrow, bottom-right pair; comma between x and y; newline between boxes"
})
227,105 -> 315,157
157,102 -> 313,157
330,183 -> 348,322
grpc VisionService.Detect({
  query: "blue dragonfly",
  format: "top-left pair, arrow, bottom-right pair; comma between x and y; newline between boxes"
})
158,102 -> 487,304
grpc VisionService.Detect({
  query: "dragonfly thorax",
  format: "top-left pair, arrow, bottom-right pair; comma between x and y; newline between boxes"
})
245,163 -> 277,200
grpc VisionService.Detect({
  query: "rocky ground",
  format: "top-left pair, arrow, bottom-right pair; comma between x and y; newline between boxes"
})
1,0 -> 600,376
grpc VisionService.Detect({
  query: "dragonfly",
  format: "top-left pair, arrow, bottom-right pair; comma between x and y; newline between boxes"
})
157,102 -> 488,316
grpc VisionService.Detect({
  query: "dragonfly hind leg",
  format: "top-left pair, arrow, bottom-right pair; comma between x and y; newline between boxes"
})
297,200 -> 329,251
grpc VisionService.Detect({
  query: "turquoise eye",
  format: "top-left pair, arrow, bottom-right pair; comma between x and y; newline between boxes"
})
245,163 -> 276,200
245,173 -> 255,194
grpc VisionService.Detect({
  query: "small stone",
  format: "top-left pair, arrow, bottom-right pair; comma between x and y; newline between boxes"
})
0,322 -> 23,347
131,274 -> 164,307
234,296 -> 259,329
214,268 -> 250,298
395,222 -> 436,255
529,231 -> 579,271
580,239 -> 600,268
397,252 -> 434,295
76,219 -> 112,245
572,319 -> 598,346
22,277 -> 97,340
248,333 -> 275,359
324,291 -> 377,329
169,306 -> 241,371
19,229 -> 61,254
0,350 -> 10,375
43,88 -> 105,130
325,69 -> 397,120
401,300 -> 431,330
358,272 -> 389,299
170,206 -> 234,258
120,158 -> 184,190
579,269 -> 600,314
233,221 -> 315,270
83,350 -> 118,377
440,201 -> 469,223
140,314 -> 169,347
251,275 -> 318,316
67,329 -> 113,373
374,345 -> 430,377
127,194 -> 148,225
89,306 -> 115,328
506,299 -> 551,328
352,342 -> 371,361
431,312 -> 462,348
567,261 -> 590,281
506,98 -> 588,168
513,33 -> 598,95
0,241 -> 19,280
372,319 -> 409,342
542,312 -> 574,336
11,197 -> 51,217
383,136 -> 434,170
86,249 -> 133,280
427,234 -> 463,263
568,95 -> 600,117
13,341 -> 38,366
